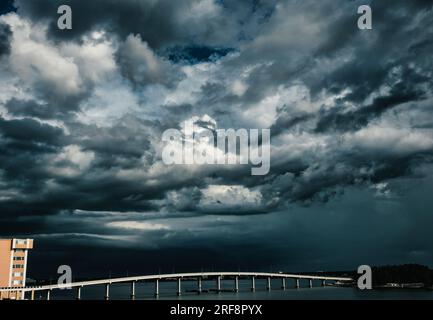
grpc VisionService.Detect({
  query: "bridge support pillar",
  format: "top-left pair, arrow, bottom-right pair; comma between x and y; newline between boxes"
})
267,277 -> 271,291
104,284 -> 110,300
321,280 -> 326,287
130,281 -> 136,300
30,290 -> 35,300
76,286 -> 82,300
197,277 -> 202,294
46,290 -> 51,300
216,276 -> 221,292
295,279 -> 300,289
234,276 -> 239,292
155,279 -> 160,297
251,276 -> 256,292
177,278 -> 182,296
281,278 -> 286,290
309,279 -> 313,288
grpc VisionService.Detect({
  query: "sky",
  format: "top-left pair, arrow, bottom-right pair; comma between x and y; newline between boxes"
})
0,0 -> 433,279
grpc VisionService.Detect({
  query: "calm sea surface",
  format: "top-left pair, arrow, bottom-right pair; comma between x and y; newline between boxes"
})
38,278 -> 433,300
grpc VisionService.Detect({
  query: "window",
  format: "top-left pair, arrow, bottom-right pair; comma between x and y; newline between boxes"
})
13,256 -> 25,261
12,264 -> 24,269
13,272 -> 23,277
12,280 -> 23,286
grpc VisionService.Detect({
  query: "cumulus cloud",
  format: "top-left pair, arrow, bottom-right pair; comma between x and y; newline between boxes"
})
1,0 -> 433,274
117,34 -> 183,88
0,1 -> 431,216
198,185 -> 264,214
3,14 -> 83,96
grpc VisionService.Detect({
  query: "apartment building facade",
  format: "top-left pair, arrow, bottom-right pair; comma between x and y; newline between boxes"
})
0,238 -> 33,300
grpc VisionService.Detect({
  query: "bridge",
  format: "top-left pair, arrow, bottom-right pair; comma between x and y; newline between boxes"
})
0,272 -> 353,300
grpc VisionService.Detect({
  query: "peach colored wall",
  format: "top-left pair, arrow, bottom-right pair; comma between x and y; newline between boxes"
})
0,240 -> 12,287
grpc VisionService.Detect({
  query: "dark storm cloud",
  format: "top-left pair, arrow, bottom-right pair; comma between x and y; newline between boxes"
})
305,0 -> 433,104
0,117 -> 65,146
0,117 -> 66,178
14,0 -> 277,49
1,0 -> 433,275
15,172 -> 433,279
0,119 -> 69,217
5,98 -> 67,120
0,22 -> 11,56
15,0 -> 186,47
315,81 -> 425,133
1,0 -> 431,214
270,110 -> 314,137
231,0 -> 433,121
76,119 -> 154,160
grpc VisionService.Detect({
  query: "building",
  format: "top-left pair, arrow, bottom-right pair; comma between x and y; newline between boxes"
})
0,239 -> 33,300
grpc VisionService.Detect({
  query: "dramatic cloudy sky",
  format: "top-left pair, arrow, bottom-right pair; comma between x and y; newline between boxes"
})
0,0 -> 433,278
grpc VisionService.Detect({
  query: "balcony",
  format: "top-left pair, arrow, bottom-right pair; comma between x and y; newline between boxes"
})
11,239 -> 33,250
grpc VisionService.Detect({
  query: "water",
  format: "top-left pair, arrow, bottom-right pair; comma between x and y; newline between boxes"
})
33,278 -> 433,300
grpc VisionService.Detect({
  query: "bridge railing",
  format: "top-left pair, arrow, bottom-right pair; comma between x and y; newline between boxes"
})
0,271 -> 353,300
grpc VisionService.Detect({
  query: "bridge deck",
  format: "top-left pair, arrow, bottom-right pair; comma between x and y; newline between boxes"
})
0,272 -> 353,292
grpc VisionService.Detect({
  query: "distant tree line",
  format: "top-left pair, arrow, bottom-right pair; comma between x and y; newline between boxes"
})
371,264 -> 433,286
